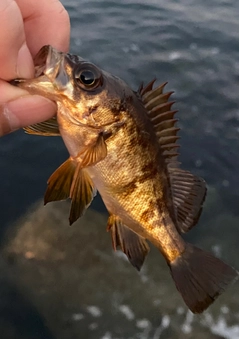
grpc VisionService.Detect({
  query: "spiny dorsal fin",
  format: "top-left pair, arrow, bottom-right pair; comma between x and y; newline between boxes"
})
137,78 -> 156,96
69,165 -> 97,225
140,81 -> 206,232
139,80 -> 180,168
24,117 -> 60,136
107,214 -> 150,271
169,168 -> 207,233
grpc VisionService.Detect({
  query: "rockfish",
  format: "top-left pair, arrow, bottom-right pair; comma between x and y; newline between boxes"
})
11,45 -> 238,313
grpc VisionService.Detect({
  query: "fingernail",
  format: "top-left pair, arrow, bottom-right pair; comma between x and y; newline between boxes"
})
16,43 -> 35,78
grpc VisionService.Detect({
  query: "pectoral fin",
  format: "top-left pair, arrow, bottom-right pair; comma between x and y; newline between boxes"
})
80,133 -> 107,168
107,215 -> 149,271
24,117 -> 60,136
69,166 -> 97,225
169,168 -> 207,233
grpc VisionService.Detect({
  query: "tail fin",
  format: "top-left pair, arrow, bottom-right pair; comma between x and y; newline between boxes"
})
169,243 -> 238,313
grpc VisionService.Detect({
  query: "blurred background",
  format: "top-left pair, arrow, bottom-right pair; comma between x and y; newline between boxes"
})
1,0 -> 239,338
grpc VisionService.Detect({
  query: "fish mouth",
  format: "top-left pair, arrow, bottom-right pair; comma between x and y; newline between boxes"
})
34,45 -> 70,87
10,45 -> 71,95
34,45 -> 63,79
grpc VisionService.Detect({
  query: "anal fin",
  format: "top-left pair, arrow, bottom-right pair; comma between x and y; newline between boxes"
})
107,215 -> 149,271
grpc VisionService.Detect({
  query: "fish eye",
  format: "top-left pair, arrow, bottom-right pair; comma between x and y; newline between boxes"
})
80,70 -> 95,85
74,64 -> 102,90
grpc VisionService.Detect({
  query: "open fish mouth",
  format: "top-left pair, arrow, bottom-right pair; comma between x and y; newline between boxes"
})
33,45 -> 59,78
34,45 -> 70,87
10,46 -> 71,94
33,45 -> 51,77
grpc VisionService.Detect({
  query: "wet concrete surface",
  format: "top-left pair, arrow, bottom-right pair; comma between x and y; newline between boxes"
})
0,190 -> 239,339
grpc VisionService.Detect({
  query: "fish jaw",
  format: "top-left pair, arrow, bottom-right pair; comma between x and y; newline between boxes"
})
10,75 -> 56,100
10,45 -> 73,101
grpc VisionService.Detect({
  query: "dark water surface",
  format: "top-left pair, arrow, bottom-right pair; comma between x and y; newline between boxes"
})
1,0 -> 239,338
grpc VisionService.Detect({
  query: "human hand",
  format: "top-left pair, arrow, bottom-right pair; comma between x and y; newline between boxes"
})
0,0 -> 70,136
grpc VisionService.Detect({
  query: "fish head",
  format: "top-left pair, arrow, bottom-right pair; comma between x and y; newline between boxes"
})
12,45 -> 133,129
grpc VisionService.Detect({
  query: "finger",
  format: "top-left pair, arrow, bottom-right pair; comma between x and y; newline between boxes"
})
16,0 -> 70,56
0,80 -> 30,102
0,95 -> 56,136
0,0 -> 34,79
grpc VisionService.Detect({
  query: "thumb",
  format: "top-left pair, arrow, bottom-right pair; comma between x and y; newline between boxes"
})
0,95 -> 56,136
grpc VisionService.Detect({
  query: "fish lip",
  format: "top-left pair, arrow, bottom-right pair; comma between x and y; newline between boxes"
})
34,45 -> 52,68
34,45 -> 67,84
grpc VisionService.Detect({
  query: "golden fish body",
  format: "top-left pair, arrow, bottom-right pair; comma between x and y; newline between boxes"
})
12,45 -> 238,314
86,104 -> 183,262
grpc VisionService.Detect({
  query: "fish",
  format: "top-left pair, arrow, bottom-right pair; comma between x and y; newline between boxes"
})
11,45 -> 238,313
